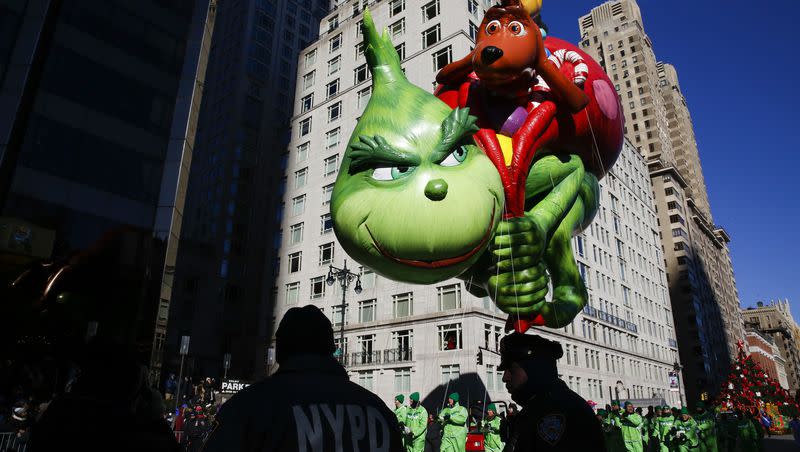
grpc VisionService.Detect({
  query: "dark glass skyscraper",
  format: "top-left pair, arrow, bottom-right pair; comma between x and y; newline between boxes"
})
167,0 -> 329,379
0,0 -> 215,383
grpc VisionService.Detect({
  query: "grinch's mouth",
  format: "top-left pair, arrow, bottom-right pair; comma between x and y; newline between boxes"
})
365,204 -> 496,269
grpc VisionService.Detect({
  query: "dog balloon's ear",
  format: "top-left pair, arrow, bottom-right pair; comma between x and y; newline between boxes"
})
502,0 -> 542,16
435,51 -> 475,86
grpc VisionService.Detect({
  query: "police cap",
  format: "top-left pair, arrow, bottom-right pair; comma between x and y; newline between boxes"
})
498,333 -> 563,371
276,305 -> 336,364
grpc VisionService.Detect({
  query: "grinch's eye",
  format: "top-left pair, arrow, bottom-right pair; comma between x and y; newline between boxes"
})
439,146 -> 468,167
372,166 -> 416,181
486,20 -> 500,35
509,21 -> 526,36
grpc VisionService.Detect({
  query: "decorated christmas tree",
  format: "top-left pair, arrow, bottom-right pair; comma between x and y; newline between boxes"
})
716,340 -> 799,419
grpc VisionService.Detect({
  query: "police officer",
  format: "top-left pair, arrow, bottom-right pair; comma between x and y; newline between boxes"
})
604,402 -> 625,452
405,392 -> 427,452
203,305 -> 404,451
438,393 -> 468,452
482,403 -> 504,452
498,333 -> 606,451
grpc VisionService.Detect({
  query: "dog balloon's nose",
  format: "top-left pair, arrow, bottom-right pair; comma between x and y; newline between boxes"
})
481,46 -> 504,65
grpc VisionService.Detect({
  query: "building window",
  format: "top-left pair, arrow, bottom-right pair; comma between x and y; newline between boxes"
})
357,87 -> 371,110
469,21 -> 478,40
324,155 -> 339,177
322,183 -> 334,204
354,63 -> 369,84
329,33 -> 342,52
422,0 -> 440,21
332,305 -> 347,327
300,94 -> 313,113
286,282 -> 300,304
327,15 -> 339,33
467,0 -> 479,15
296,142 -> 309,162
304,49 -> 317,68
389,0 -> 405,17
395,43 -> 406,60
422,24 -> 441,49
319,242 -> 334,265
320,213 -> 333,234
328,55 -> 341,76
438,323 -> 463,350
437,284 -> 462,310
394,368 -> 411,392
294,168 -> 308,189
302,71 -> 315,90
358,334 -> 375,364
389,18 -> 405,38
441,364 -> 460,384
311,276 -> 325,299
326,79 -> 340,99
355,42 -> 365,59
289,223 -> 304,245
325,127 -> 341,148
299,117 -> 312,137
359,299 -> 377,323
357,371 -> 374,391
288,252 -> 302,273
360,268 -> 376,289
433,46 -> 452,71
393,292 -> 413,318
291,195 -> 306,216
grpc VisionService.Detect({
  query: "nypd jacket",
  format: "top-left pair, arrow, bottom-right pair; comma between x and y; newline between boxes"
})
203,354 -> 404,452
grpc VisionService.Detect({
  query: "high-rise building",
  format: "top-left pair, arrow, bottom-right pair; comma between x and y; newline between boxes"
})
0,0 -> 216,381
273,0 -> 683,408
578,0 -> 744,404
742,300 -> 800,394
166,0 -> 329,379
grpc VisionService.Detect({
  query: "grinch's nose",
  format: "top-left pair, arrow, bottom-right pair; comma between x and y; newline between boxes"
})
425,179 -> 448,201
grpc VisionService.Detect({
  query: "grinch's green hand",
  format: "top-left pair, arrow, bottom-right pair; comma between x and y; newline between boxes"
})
487,215 -> 549,314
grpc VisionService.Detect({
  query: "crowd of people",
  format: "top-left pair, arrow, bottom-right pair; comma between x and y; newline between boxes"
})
3,306 -> 800,451
596,399 -> 800,451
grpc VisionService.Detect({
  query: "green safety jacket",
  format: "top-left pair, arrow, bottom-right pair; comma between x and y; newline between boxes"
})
620,412 -> 643,452
603,411 -> 625,452
439,403 -> 468,452
482,415 -> 504,452
670,418 -> 699,452
656,415 -> 675,452
695,411 -> 717,452
404,405 -> 427,452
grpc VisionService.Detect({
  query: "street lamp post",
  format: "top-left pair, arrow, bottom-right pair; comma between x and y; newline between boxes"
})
673,360 -> 684,408
327,259 -> 362,366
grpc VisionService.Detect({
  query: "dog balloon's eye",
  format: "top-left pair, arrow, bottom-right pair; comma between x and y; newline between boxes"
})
509,21 -> 526,36
486,20 -> 500,35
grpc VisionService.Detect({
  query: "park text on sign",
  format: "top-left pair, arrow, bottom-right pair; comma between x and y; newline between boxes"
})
221,379 -> 251,393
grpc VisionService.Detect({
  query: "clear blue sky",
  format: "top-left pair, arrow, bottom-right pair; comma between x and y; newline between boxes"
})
543,1 -> 800,318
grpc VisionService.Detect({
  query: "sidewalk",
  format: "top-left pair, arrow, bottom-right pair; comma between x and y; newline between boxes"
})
765,435 -> 799,451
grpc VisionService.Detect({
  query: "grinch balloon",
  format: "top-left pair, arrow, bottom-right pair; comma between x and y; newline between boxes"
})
332,2 -> 623,333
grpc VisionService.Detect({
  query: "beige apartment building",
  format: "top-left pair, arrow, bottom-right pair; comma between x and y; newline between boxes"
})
742,300 -> 800,394
578,0 -> 744,404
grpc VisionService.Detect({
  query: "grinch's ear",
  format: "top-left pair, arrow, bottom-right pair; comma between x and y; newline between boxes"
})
435,51 -> 475,86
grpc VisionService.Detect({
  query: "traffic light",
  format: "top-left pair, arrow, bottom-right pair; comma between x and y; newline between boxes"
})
476,349 -> 483,365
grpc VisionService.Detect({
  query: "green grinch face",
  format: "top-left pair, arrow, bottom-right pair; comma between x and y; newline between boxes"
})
332,108 -> 504,284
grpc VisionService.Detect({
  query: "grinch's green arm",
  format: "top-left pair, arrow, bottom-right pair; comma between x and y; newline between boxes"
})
523,154 -> 586,238
480,155 -> 589,320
